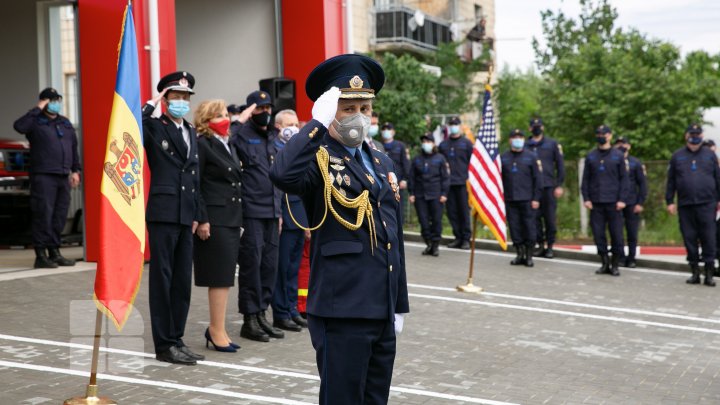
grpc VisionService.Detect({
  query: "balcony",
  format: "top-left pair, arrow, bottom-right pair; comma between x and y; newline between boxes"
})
371,5 -> 452,53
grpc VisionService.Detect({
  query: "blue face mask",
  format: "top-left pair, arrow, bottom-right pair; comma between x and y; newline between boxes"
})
47,101 -> 62,115
167,99 -> 190,118
449,125 -> 460,135
368,124 -> 379,137
421,143 -> 434,154
511,138 -> 525,149
382,130 -> 393,140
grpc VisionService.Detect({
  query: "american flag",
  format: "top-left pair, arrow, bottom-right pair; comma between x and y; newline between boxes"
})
467,83 -> 507,250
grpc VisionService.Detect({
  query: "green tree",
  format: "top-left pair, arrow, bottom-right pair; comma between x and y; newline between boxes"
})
494,66 -> 543,137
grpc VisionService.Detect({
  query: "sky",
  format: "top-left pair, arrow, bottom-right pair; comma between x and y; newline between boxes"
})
495,0 -> 720,72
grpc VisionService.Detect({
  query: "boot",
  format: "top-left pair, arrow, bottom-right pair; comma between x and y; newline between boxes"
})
543,245 -> 554,259
595,254 -> 610,274
533,245 -> 545,257
610,254 -> 620,276
625,257 -> 637,268
447,239 -> 461,248
459,240 -> 471,250
240,314 -> 270,342
686,263 -> 701,284
257,311 -> 285,339
525,244 -> 534,267
422,239 -> 432,255
430,241 -> 440,257
704,263 -> 716,287
34,247 -> 58,269
48,248 -> 75,266
510,245 -> 525,266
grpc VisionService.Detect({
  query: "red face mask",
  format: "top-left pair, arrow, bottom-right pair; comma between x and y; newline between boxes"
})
208,118 -> 230,136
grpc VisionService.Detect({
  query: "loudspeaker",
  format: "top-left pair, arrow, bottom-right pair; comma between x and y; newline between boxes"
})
259,77 -> 296,113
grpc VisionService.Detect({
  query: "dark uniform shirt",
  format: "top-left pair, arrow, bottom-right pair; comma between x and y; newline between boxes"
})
581,147 -> 629,204
665,146 -> 720,207
527,136 -> 564,189
231,121 -> 282,219
408,152 -> 450,200
626,155 -> 648,206
382,140 -> 410,182
13,107 -> 81,175
438,136 -> 474,185
501,149 -> 543,202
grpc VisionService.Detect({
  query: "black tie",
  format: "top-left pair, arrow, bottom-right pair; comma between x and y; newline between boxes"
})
176,125 -> 188,157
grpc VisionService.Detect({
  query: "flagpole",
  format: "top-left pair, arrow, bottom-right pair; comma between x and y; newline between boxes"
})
457,214 -> 482,294
64,309 -> 117,405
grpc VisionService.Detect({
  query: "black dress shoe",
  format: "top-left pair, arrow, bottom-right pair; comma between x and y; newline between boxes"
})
459,240 -> 471,250
156,346 -> 196,365
291,315 -> 308,328
273,318 -> 302,332
447,240 -> 461,248
257,311 -> 285,339
177,345 -> 205,360
240,314 -> 270,342
625,258 -> 637,268
543,247 -> 554,259
34,248 -> 58,269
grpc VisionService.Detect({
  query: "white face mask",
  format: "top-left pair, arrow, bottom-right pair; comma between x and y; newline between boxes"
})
421,143 -> 434,154
332,113 -> 370,148
279,126 -> 299,143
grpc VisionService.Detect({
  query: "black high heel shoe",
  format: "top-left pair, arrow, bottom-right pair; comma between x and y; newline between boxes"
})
205,328 -> 237,353
229,341 -> 241,349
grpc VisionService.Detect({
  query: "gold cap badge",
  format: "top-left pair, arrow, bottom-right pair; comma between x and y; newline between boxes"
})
349,75 -> 364,89
260,93 -> 267,99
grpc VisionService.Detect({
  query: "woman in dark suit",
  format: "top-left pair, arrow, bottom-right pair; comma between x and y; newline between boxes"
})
193,99 -> 248,352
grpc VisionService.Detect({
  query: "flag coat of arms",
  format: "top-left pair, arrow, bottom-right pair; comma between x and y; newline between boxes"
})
95,3 -> 145,330
467,83 -> 507,250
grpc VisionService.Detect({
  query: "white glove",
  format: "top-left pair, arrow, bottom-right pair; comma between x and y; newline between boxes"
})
394,313 -> 405,335
312,87 -> 340,129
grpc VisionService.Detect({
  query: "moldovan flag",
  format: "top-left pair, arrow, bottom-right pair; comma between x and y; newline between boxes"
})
95,3 -> 145,330
467,83 -> 507,250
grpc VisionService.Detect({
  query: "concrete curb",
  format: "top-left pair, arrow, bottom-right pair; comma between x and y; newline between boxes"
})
403,231 -> 689,273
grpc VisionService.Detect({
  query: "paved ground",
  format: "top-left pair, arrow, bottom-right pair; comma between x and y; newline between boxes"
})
1,243 -> 719,404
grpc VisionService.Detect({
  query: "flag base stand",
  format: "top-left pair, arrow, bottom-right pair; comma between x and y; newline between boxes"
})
456,278 -> 482,294
63,385 -> 117,405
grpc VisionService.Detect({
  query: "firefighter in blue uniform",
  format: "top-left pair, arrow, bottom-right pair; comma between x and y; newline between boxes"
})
438,116 -> 473,249
142,71 -> 204,365
613,137 -> 648,268
270,54 -> 409,405
380,121 -> 410,216
581,125 -> 629,276
408,133 -> 450,257
526,118 -> 565,258
231,90 -> 285,342
666,124 -> 720,286
501,129 -> 542,267
14,87 -> 81,269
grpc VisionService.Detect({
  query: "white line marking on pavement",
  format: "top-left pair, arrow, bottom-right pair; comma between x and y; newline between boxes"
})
408,283 -> 720,325
404,241 -> 689,277
0,334 -> 517,405
0,360 -> 313,405
0,263 -> 94,281
408,293 -> 720,335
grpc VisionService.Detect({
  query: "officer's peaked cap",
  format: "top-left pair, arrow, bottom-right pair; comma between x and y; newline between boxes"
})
157,71 -> 195,94
305,54 -> 385,102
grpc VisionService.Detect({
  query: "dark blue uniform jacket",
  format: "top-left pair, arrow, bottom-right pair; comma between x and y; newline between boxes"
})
14,107 -> 81,175
581,147 -> 629,204
527,136 -> 564,188
501,149 -> 543,202
270,119 -> 410,320
626,155 -> 648,206
408,152 -> 450,200
142,104 -> 200,226
382,140 -> 410,182
438,136 -> 474,185
666,146 -> 720,207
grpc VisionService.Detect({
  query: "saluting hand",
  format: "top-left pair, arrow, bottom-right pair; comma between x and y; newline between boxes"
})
312,87 -> 340,128
148,88 -> 168,106
238,103 -> 256,124
196,223 -> 210,240
37,98 -> 50,110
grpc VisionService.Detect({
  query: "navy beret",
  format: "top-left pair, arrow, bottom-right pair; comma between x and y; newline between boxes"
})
227,104 -> 240,114
305,54 -> 385,102
246,90 -> 273,107
157,71 -> 195,94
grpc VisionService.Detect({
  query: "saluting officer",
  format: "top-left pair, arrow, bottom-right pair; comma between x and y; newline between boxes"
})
13,87 -> 81,268
231,90 -> 285,342
501,129 -> 542,267
666,124 -> 720,286
613,137 -> 648,268
581,125 -> 629,276
526,117 -> 565,258
142,71 -> 204,365
270,54 -> 409,405
438,116 -> 473,249
408,133 -> 450,257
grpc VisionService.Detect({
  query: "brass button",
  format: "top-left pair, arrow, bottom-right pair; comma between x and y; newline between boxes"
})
383,221 -> 387,227
232,197 -> 236,202
228,167 -> 232,171
378,202 -> 381,208
191,189 -> 195,193
389,265 -> 393,272
387,243 -> 391,250
181,169 -> 185,173
170,151 -> 174,155
191,170 -> 195,175
181,186 -> 185,191
231,182 -> 236,187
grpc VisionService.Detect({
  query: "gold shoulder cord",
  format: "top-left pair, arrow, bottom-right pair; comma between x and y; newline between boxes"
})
284,146 -> 378,254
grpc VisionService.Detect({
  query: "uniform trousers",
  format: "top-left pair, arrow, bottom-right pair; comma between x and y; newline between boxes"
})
271,228 -> 304,320
446,184 -> 471,242
308,315 -> 396,405
678,202 -> 716,264
621,204 -> 640,259
536,187 -> 557,245
238,217 -> 279,315
414,198 -> 443,242
148,222 -> 193,353
506,201 -> 536,246
30,173 -> 71,248
589,203 -> 624,256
